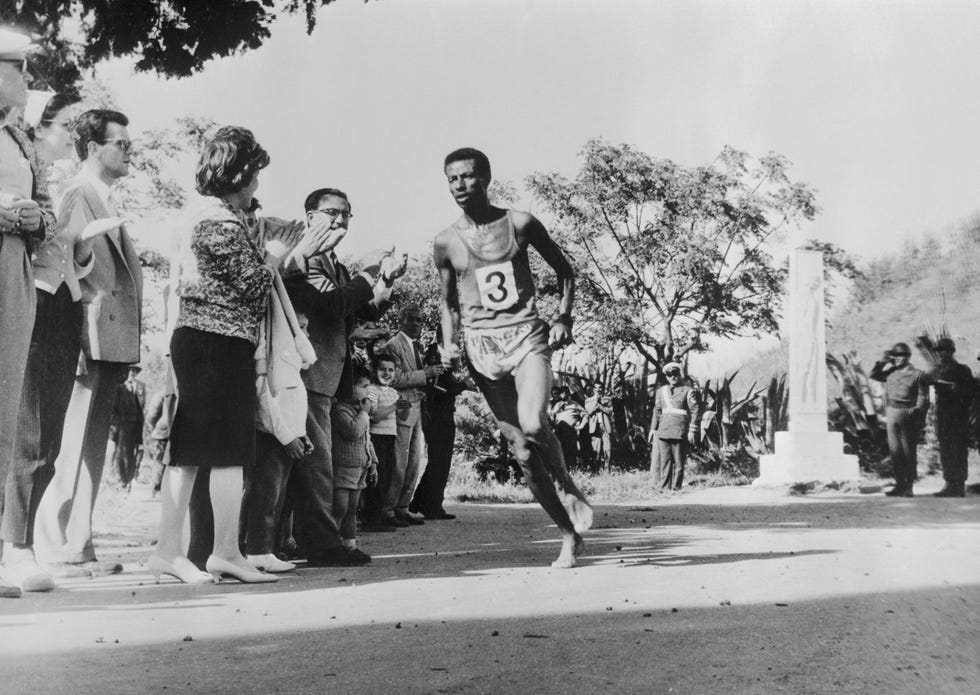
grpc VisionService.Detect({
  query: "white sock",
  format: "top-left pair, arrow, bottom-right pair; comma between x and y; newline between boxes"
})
342,539 -> 356,550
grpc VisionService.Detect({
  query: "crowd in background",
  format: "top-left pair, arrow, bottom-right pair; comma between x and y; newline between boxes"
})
0,26 -> 466,595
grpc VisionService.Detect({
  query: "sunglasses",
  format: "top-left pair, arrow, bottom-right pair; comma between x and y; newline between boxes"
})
98,138 -> 134,154
0,58 -> 27,74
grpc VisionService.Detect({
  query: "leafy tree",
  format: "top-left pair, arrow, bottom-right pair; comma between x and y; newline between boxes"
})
526,139 -> 844,377
3,1 -> 361,90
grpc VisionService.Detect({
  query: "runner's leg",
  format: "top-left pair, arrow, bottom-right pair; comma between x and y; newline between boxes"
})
474,369 -> 583,568
513,353 -> 593,534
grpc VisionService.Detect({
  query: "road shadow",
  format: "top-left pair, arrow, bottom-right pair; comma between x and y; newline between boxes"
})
2,584 -> 978,695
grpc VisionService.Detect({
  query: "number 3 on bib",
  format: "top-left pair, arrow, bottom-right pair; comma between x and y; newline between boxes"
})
475,261 -> 519,311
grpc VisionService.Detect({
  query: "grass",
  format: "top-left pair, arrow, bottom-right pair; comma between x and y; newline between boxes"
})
445,459 -> 750,505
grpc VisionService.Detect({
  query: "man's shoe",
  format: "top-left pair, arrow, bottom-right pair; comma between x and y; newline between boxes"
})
307,547 -> 356,567
382,515 -> 410,528
346,548 -> 372,565
69,559 -> 123,576
395,512 -> 425,526
361,523 -> 398,533
423,511 -> 456,520
934,485 -> 965,497
885,486 -> 908,497
0,583 -> 22,598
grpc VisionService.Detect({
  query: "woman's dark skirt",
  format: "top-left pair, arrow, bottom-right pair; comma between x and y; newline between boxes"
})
169,326 -> 256,468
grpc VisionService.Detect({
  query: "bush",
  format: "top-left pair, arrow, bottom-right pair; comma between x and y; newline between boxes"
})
454,391 -> 498,461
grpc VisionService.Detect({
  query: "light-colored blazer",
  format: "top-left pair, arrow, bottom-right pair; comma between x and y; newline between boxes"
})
382,331 -> 428,403
33,177 -> 100,300
73,179 -> 143,363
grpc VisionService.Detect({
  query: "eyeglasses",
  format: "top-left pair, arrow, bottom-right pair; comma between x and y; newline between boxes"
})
98,138 -> 134,154
0,58 -> 27,74
312,207 -> 353,220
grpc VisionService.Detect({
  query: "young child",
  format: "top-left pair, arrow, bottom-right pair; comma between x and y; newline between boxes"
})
331,366 -> 379,563
362,354 -> 401,530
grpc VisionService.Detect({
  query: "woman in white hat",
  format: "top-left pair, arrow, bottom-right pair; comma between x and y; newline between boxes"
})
24,89 -> 81,206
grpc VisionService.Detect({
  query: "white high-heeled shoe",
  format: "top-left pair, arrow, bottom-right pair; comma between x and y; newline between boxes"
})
206,555 -> 279,584
147,555 -> 212,585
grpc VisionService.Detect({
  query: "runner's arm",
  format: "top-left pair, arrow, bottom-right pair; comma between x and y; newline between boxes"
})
523,214 -> 575,347
434,237 -> 462,366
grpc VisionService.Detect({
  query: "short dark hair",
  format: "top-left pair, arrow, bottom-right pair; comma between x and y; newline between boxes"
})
74,109 -> 129,161
398,304 -> 422,322
372,354 -> 396,371
195,126 -> 270,198
444,147 -> 491,179
303,187 -> 351,214
38,92 -> 80,127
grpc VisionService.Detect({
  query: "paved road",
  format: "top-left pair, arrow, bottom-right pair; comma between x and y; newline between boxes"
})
1,480 -> 977,694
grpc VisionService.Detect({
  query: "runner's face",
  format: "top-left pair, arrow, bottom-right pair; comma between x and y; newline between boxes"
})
445,159 -> 488,210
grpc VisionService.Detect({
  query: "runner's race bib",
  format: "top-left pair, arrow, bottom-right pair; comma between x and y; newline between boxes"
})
475,261 -> 519,311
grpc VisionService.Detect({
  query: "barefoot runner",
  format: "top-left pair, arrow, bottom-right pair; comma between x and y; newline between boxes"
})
434,147 -> 592,568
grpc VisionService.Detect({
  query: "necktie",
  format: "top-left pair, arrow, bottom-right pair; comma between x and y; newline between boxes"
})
413,340 -> 423,369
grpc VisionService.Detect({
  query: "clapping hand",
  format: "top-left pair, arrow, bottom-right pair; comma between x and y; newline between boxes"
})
264,239 -> 289,267
296,215 -> 346,258
358,246 -> 394,279
381,252 -> 409,283
78,217 -> 124,242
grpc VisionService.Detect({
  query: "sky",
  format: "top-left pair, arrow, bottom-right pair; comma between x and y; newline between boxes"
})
96,0 -> 980,265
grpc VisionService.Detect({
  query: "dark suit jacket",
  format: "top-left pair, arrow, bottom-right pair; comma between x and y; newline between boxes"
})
284,254 -> 390,397
74,180 -> 143,364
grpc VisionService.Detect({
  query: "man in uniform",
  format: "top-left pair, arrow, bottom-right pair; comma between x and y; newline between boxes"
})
870,342 -> 930,497
928,337 -> 975,497
649,362 -> 700,491
434,147 -> 592,568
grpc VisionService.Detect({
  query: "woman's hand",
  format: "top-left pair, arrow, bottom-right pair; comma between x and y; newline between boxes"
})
264,239 -> 289,267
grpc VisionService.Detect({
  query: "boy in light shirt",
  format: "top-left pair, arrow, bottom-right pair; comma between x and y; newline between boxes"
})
362,354 -> 401,531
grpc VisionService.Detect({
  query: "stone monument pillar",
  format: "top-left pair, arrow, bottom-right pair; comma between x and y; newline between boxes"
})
755,249 -> 860,485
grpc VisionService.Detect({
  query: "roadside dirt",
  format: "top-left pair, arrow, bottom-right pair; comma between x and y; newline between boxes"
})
0,476 -> 977,694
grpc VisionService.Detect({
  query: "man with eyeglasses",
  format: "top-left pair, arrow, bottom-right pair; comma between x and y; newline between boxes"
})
33,110 -> 142,578
927,337 -> 975,497
871,342 -> 930,497
282,187 -> 406,566
0,26 -> 56,597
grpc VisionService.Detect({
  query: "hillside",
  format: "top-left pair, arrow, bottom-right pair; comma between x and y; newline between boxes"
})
728,214 -> 980,392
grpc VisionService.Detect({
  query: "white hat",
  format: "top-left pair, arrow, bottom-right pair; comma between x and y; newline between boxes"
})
0,27 -> 32,57
23,90 -> 54,128
663,362 -> 683,374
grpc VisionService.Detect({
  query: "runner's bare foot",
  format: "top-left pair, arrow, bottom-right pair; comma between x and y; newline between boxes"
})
565,494 -> 594,534
551,533 -> 584,568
